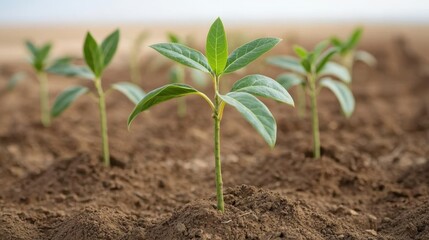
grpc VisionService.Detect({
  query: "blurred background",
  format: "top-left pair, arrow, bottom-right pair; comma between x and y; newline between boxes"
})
0,0 -> 428,63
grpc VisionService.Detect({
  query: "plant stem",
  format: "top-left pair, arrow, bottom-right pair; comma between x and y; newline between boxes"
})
95,77 -> 110,167
37,71 -> 50,127
177,67 -> 186,118
213,75 -> 224,212
309,73 -> 320,158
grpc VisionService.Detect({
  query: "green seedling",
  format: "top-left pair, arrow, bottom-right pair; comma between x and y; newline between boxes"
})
267,40 -> 355,158
167,33 -> 209,117
25,41 -> 60,127
331,28 -> 377,72
128,18 -> 293,212
130,31 -> 150,84
0,72 -> 27,95
50,30 -> 145,167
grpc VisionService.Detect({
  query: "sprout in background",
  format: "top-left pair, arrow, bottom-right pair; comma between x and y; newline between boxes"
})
129,31 -> 150,84
50,30 -> 145,167
268,40 -> 355,158
331,28 -> 377,73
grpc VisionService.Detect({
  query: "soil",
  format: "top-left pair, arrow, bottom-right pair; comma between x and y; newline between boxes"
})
0,28 -> 429,240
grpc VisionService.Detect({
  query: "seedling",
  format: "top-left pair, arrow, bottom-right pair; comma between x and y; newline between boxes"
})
331,28 -> 376,72
128,18 -> 294,212
267,40 -> 355,158
25,41 -> 57,127
0,72 -> 26,95
50,30 -> 145,167
167,33 -> 209,117
130,31 -> 150,84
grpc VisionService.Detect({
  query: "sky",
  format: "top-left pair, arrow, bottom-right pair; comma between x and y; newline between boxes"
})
1,0 -> 429,25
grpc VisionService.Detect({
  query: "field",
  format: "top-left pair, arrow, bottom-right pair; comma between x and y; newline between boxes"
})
0,24 -> 429,239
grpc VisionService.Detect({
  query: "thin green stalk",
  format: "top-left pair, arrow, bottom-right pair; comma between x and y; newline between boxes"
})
177,67 -> 186,118
309,73 -> 320,158
37,71 -> 50,127
95,77 -> 110,166
213,75 -> 224,212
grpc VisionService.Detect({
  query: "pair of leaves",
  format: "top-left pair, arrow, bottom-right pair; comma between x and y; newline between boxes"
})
128,74 -> 293,147
275,73 -> 354,117
83,30 -> 119,78
26,41 -> 52,71
331,27 -> 363,54
52,82 -> 145,118
151,18 -> 280,77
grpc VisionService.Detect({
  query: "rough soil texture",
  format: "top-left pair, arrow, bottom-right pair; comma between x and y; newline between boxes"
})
0,28 -> 429,239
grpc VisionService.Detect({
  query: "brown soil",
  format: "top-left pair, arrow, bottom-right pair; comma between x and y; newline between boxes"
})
0,28 -> 429,239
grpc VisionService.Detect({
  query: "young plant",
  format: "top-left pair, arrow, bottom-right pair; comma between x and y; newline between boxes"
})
167,33 -> 209,117
130,31 -> 150,84
128,18 -> 293,212
0,72 -> 26,96
267,41 -> 355,158
26,41 -> 54,127
50,30 -> 145,167
331,28 -> 376,72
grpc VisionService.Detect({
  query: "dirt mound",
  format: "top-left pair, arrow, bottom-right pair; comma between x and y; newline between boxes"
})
144,185 -> 375,239
381,200 -> 429,240
47,207 -> 135,240
0,210 -> 40,240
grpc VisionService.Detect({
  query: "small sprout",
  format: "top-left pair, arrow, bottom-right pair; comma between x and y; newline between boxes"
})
331,28 -> 377,72
167,33 -> 209,117
129,31 -> 150,84
267,40 -> 355,159
128,18 -> 293,212
1,72 -> 27,94
50,30 -> 145,167
25,41 -> 59,127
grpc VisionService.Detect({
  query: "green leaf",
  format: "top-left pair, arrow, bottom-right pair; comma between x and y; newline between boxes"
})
38,43 -> 52,64
168,33 -> 181,44
331,37 -> 343,48
231,74 -> 294,105
347,27 -> 363,50
354,50 -> 377,66
319,62 -> 351,83
316,47 -> 338,73
320,78 -> 355,117
276,73 -> 305,89
293,45 -> 307,59
301,58 -> 311,73
51,86 -> 89,117
206,17 -> 228,75
101,29 -> 120,67
112,82 -> 146,104
25,41 -> 38,58
266,56 -> 306,75
151,43 -> 212,73
6,72 -> 26,91
224,38 -> 281,74
219,92 -> 276,148
128,83 -> 212,126
46,63 -> 95,80
313,40 -> 329,59
169,65 -> 184,84
83,32 -> 104,77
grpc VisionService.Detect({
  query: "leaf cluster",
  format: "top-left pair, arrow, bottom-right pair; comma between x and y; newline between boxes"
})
50,30 -> 145,118
25,41 -> 52,72
267,40 -> 355,117
129,18 -> 293,148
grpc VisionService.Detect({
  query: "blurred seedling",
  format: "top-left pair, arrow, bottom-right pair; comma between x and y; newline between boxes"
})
128,18 -> 294,212
167,32 -> 209,117
331,28 -> 376,73
267,40 -> 355,158
129,31 -> 150,84
0,72 -> 27,95
26,41 -> 69,127
50,30 -> 145,167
